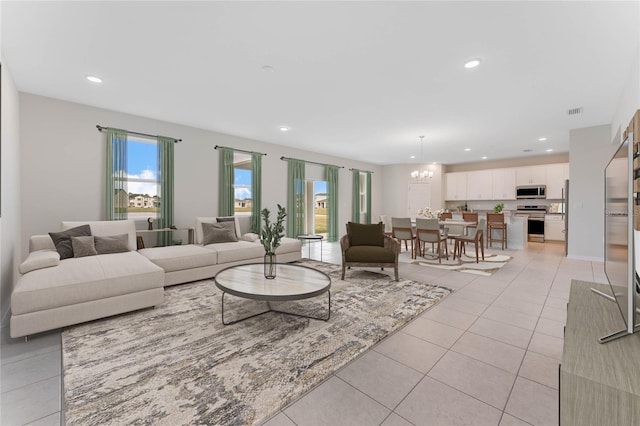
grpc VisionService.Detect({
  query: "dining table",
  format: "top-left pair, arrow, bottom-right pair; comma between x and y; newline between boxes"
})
410,219 -> 477,259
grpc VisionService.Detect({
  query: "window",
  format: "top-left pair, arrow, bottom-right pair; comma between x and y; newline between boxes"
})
359,173 -> 367,218
233,152 -> 252,216
125,136 -> 160,219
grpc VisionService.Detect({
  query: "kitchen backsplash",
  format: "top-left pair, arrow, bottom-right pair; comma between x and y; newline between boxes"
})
444,199 -> 558,213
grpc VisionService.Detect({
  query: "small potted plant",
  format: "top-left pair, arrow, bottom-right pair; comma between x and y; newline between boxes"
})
260,204 -> 287,279
493,203 -> 505,214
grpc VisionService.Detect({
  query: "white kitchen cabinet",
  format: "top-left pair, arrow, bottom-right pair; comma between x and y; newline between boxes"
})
545,214 -> 565,241
492,168 -> 516,200
516,165 -> 547,186
445,172 -> 467,200
546,163 -> 569,199
466,170 -> 493,200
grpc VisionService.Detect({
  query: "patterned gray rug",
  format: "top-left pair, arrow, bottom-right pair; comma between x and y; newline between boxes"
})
62,261 -> 450,425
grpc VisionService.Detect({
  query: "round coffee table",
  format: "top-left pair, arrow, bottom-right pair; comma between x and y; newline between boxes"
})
214,263 -> 331,325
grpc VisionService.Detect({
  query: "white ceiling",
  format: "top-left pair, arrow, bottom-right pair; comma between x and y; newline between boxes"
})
2,1 -> 638,165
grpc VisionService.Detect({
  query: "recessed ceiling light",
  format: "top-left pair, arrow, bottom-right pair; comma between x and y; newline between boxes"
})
432,162 -> 437,165
464,59 -> 481,69
538,137 -> 547,141
410,155 -> 416,159
481,156 -> 488,160
279,126 -> 290,132
262,65 -> 275,72
546,149 -> 553,152
86,75 -> 102,83
464,148 -> 471,152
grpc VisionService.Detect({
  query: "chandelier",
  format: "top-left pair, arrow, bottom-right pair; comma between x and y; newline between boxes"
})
411,136 -> 433,180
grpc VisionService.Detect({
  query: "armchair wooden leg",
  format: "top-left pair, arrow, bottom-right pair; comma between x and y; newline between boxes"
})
394,264 -> 399,281
341,264 -> 346,280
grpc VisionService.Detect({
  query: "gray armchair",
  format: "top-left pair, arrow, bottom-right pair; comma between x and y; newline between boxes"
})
341,222 -> 400,281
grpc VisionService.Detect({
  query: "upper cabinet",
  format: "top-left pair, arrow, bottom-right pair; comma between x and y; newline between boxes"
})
445,172 -> 468,200
546,163 -> 569,199
466,170 -> 493,200
492,168 -> 516,200
516,165 -> 547,186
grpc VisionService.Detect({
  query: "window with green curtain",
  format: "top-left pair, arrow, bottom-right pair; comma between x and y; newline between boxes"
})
286,159 -> 305,237
157,136 -> 175,246
325,165 -> 339,242
365,171 -> 372,224
351,169 -> 360,223
105,128 -> 128,220
218,147 -> 234,216
250,152 -> 262,233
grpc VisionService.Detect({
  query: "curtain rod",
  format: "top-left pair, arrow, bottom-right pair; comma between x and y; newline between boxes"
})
214,145 -> 267,156
349,168 -> 374,174
280,156 -> 344,169
96,125 -> 181,143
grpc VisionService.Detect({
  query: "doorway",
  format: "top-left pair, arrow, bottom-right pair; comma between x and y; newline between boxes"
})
305,180 -> 328,237
407,183 -> 431,219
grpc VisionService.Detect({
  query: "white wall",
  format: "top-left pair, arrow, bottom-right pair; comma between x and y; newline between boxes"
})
611,46 -> 640,145
568,124 -> 615,261
381,163 -> 443,218
19,93 -> 382,258
1,61 -> 21,325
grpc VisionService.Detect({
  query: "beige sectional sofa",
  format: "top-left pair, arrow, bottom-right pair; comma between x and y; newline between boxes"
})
11,218 -> 302,338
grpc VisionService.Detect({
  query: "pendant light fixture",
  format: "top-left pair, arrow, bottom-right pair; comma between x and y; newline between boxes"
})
411,136 -> 433,180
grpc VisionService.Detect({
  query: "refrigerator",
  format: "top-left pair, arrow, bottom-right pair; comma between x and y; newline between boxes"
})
563,179 -> 569,255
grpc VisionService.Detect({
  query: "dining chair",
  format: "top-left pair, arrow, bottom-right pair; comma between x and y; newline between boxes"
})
439,212 -> 453,220
391,217 -> 415,256
453,218 -> 485,263
379,214 -> 393,237
415,218 -> 448,263
486,213 -> 507,250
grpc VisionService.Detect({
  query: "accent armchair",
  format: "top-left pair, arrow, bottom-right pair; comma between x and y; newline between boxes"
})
341,222 -> 400,281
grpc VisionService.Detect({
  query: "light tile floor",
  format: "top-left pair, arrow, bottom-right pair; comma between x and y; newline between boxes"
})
0,240 -> 605,425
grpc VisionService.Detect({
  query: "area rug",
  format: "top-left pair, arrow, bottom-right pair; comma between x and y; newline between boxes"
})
398,249 -> 512,276
62,260 -> 450,425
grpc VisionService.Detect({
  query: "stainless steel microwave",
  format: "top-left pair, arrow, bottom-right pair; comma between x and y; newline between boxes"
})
516,185 -> 546,199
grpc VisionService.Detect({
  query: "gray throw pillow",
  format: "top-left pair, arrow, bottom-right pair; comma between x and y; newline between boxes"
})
202,222 -> 238,245
49,225 -> 92,260
71,236 -> 98,258
94,234 -> 130,254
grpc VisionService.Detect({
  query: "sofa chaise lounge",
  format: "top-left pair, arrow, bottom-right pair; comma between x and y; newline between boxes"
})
11,218 -> 302,338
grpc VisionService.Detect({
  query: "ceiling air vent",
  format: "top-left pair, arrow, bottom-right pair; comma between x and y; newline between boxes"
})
567,107 -> 584,116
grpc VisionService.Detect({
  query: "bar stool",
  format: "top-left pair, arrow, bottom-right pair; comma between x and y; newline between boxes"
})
487,213 -> 507,250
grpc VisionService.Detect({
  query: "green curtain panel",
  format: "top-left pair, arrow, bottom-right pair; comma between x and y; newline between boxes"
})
218,147 -> 235,217
325,165 -> 339,242
251,152 -> 262,233
157,136 -> 175,246
352,169 -> 360,223
366,172 -> 372,224
105,128 -> 128,221
286,159 -> 305,237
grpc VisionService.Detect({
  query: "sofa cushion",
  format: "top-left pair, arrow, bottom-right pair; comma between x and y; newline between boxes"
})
347,222 -> 385,247
195,217 -> 242,244
95,234 -> 129,254
62,220 -> 137,251
19,250 -> 60,274
49,225 -> 92,260
11,252 -> 164,315
345,246 -> 395,263
138,244 -> 218,273
274,237 -> 302,254
72,236 -> 98,258
202,222 -> 238,245
204,241 -> 265,263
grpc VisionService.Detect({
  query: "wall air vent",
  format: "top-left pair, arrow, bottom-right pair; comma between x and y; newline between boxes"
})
567,107 -> 584,116
523,149 -> 532,152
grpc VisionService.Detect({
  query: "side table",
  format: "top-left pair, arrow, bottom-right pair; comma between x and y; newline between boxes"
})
297,234 -> 324,262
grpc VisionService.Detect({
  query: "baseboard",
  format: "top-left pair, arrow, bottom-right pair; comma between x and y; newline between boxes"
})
567,254 -> 604,262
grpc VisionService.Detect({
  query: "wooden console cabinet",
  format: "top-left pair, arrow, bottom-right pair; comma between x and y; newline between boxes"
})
560,281 -> 640,425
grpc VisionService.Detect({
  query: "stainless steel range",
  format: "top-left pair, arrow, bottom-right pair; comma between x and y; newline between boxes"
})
517,205 -> 547,243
